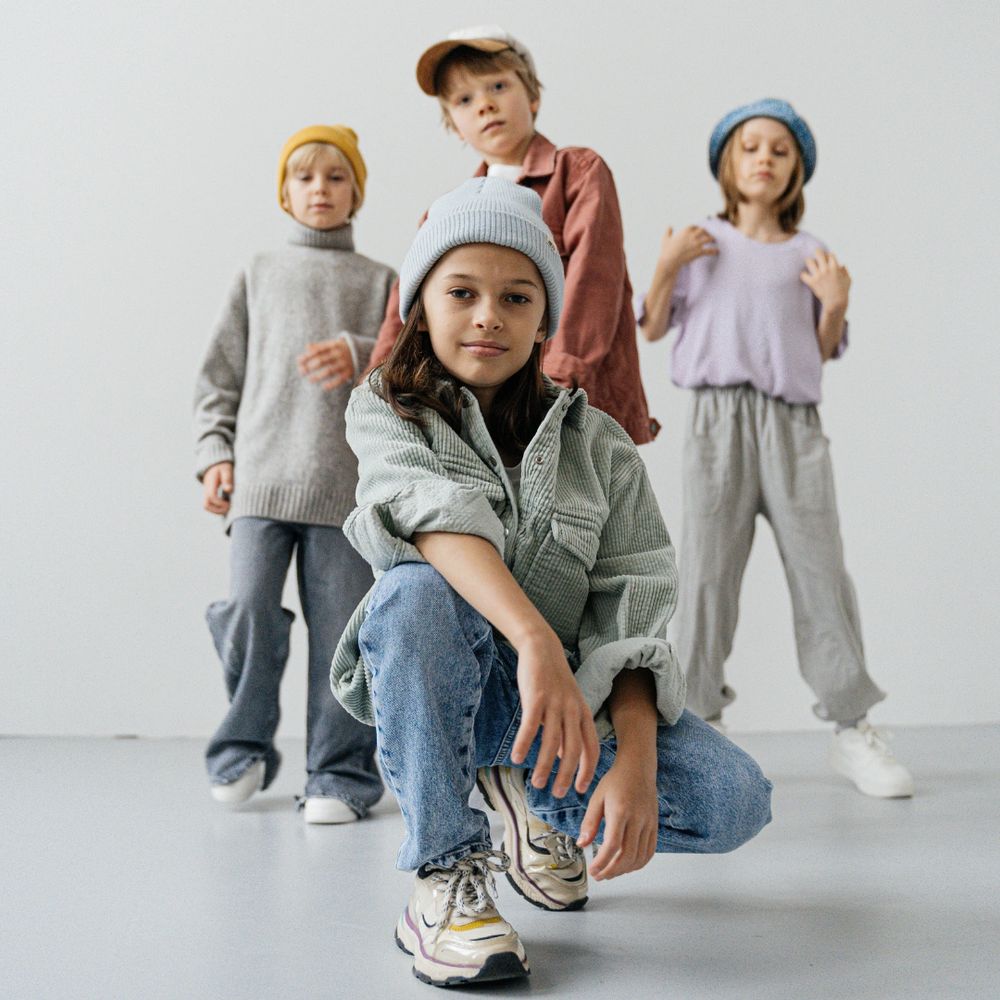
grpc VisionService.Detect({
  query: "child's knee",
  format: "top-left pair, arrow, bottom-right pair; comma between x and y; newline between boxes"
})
361,562 -> 491,670
363,563 -> 481,641
704,754 -> 773,853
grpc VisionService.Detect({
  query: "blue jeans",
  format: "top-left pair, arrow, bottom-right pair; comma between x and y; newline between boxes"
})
205,517 -> 382,815
359,563 -> 772,870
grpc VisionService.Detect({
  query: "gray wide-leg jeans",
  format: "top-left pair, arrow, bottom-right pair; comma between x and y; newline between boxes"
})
205,516 -> 382,815
678,386 -> 886,724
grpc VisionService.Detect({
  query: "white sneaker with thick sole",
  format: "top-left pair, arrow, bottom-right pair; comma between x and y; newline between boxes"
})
210,760 -> 265,805
303,797 -> 358,824
830,720 -> 914,798
395,851 -> 529,987
476,766 -> 588,911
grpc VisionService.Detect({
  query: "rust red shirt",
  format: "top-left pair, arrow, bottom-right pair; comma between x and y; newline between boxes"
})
366,133 -> 657,444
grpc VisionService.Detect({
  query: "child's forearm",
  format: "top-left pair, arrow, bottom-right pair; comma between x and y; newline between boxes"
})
817,302 -> 847,361
412,531 -> 556,652
606,668 -> 658,775
639,260 -> 679,342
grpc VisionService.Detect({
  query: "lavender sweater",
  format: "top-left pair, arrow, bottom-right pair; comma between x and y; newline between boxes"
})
639,217 -> 846,405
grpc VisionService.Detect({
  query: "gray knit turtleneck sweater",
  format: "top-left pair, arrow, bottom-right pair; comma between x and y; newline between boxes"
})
193,220 -> 396,528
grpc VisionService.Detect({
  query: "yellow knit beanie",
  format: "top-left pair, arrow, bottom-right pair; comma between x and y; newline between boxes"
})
277,125 -> 367,213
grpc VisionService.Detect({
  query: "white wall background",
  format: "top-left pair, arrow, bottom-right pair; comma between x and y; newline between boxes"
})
2,0 -> 997,737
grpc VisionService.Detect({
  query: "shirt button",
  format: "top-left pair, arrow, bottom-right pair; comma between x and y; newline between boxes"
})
488,456 -> 497,466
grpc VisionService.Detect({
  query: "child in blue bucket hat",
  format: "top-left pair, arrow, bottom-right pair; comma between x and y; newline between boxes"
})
637,100 -> 915,800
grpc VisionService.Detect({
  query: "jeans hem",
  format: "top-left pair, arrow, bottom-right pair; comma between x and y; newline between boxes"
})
209,753 -> 266,786
423,840 -> 495,872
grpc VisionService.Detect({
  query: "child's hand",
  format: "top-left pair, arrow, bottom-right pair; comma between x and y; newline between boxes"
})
202,462 -> 233,516
576,756 -> 658,880
297,339 -> 355,390
512,632 -> 600,798
800,250 -> 851,309
658,225 -> 718,275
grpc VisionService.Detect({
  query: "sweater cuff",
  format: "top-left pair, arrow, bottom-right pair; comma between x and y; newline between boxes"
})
574,638 -> 686,739
338,331 -> 377,379
194,437 -> 234,481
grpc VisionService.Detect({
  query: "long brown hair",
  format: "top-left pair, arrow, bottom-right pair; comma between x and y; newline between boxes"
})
373,295 -> 549,456
717,124 -> 805,234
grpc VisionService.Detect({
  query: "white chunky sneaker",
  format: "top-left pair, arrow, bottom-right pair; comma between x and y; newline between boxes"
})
477,766 -> 588,911
302,797 -> 358,825
395,851 -> 529,987
210,760 -> 265,805
830,720 -> 915,798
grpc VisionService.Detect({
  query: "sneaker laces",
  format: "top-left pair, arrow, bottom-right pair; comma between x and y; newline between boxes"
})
542,830 -> 583,869
428,850 -> 510,928
859,722 -> 896,759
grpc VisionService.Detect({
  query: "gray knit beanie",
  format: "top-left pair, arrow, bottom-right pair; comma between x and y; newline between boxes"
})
398,177 -> 564,338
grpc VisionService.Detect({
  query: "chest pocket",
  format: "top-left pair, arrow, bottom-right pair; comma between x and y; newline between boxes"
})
551,514 -> 601,570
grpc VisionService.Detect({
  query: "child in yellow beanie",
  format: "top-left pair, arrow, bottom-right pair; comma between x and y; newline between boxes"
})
193,124 -> 396,823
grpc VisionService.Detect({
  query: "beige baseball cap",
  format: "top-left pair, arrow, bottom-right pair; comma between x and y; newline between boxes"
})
415,25 -> 536,95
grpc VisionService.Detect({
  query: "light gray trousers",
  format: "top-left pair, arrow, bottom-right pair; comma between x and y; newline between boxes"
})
677,386 -> 886,724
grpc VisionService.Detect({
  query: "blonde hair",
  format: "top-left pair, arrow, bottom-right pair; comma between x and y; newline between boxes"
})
435,46 -> 543,133
717,124 -> 805,234
282,142 -> 362,216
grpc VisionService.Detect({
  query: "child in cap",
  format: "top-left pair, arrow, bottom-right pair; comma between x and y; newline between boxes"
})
331,177 -> 771,986
638,99 -> 914,798
193,124 -> 396,822
364,24 -> 658,446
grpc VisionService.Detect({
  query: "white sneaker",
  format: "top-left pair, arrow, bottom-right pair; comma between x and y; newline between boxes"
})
395,851 -> 529,987
830,721 -> 914,798
477,766 -> 588,911
210,760 -> 265,805
303,797 -> 358,824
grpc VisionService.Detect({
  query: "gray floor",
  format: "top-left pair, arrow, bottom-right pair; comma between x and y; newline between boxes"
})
2,727 -> 998,1000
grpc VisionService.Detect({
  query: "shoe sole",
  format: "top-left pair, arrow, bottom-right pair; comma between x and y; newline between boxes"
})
303,798 -> 359,824
395,914 -> 529,986
476,768 -> 588,912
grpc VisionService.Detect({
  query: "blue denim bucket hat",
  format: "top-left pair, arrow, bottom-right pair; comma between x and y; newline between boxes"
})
709,98 -> 816,183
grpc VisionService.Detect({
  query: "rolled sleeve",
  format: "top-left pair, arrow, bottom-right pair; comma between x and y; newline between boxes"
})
575,638 -> 686,735
343,384 -> 506,569
344,480 -> 506,571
